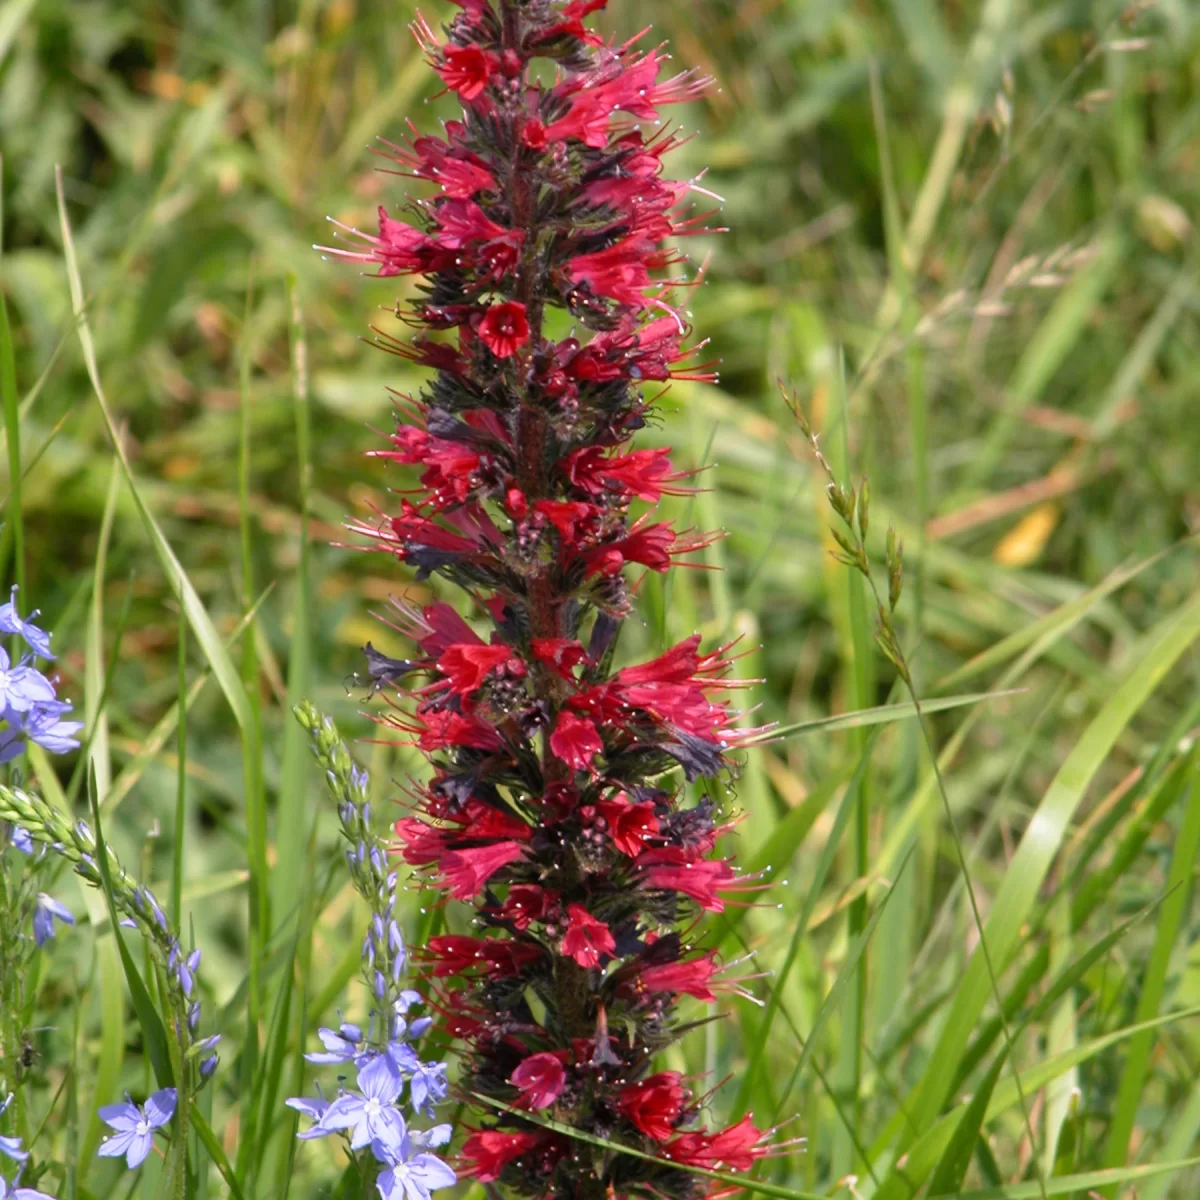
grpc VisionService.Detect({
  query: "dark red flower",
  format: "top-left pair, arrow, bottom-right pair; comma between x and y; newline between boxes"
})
460,1129 -> 542,1182
549,711 -> 603,771
637,853 -> 737,912
530,637 -> 588,678
394,817 -> 450,866
437,45 -> 498,100
477,301 -> 529,358
436,642 -> 518,696
597,794 -> 659,858
665,1116 -> 765,1172
616,1073 -> 687,1142
498,884 -> 556,931
560,904 -> 615,968
437,840 -> 527,900
633,954 -> 719,1002
510,1051 -> 568,1110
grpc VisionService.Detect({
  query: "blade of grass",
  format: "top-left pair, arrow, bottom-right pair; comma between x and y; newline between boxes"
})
895,589 -> 1200,1153
1100,751 -> 1200,1191
934,1156 -> 1200,1199
172,605 -> 187,927
233,258 -> 269,1193
103,586 -> 273,815
760,688 -> 1022,742
55,165 -> 254,737
470,1092 -> 823,1200
87,767 -> 175,1089
733,735 -> 878,1117
0,153 -> 24,596
265,273 -> 315,1197
76,460 -> 125,1175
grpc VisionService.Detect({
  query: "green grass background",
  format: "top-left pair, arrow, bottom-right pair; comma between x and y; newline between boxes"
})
4,0 -> 1200,1196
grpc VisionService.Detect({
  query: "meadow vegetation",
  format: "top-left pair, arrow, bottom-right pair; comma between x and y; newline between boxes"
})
2,0 -> 1200,1196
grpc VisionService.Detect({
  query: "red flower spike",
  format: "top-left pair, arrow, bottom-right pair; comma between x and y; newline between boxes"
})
334,1 -> 770,1193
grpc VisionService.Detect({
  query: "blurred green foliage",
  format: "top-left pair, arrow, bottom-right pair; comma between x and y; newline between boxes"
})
4,0 -> 1200,1196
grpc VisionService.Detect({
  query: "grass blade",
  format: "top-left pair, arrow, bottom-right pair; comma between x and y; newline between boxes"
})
895,589 -> 1200,1151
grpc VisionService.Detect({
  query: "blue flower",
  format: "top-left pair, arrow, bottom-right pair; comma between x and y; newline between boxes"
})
32,894 -> 75,946
407,1060 -> 448,1118
0,648 -> 56,715
96,1089 -> 176,1168
305,1023 -> 367,1066
296,1055 -> 405,1151
371,1128 -> 457,1200
285,1095 -> 331,1137
0,589 -> 53,660
0,1167 -> 57,1200
7,827 -> 32,855
0,1135 -> 26,1164
15,702 -> 82,757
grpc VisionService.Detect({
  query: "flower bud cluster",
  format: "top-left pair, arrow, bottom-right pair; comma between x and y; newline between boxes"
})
287,705 -> 456,1200
0,785 -> 219,1091
327,2 -> 775,1196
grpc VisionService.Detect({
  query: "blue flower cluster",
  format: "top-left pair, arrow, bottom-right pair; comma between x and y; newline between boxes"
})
289,706 -> 456,1200
0,589 -> 82,950
0,1095 -> 53,1200
288,1010 -> 454,1200
0,588 -> 81,763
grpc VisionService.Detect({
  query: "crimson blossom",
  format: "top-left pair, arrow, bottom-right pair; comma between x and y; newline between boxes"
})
325,1 -> 776,1195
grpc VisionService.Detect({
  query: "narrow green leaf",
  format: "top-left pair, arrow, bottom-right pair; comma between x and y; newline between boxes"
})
1101,753 -> 1200,1190
55,166 -> 254,737
759,688 -> 1022,743
897,590 -> 1200,1152
934,1156 -> 1200,1199
87,768 -> 175,1089
191,1109 -> 246,1200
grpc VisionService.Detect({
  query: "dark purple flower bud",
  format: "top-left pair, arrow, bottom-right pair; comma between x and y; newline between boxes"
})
373,971 -> 386,1001
200,1055 -> 218,1081
144,889 -> 168,930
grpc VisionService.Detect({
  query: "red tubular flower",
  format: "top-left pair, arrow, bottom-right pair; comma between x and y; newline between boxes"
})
436,45 -> 498,100
436,642 -> 517,696
549,710 -> 603,771
665,1116 -> 768,1172
437,840 -> 527,900
616,1073 -> 688,1142
459,1130 -> 542,1182
477,300 -> 529,358
559,903 -> 616,968
335,2 -> 770,1195
510,1051 -> 568,1110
